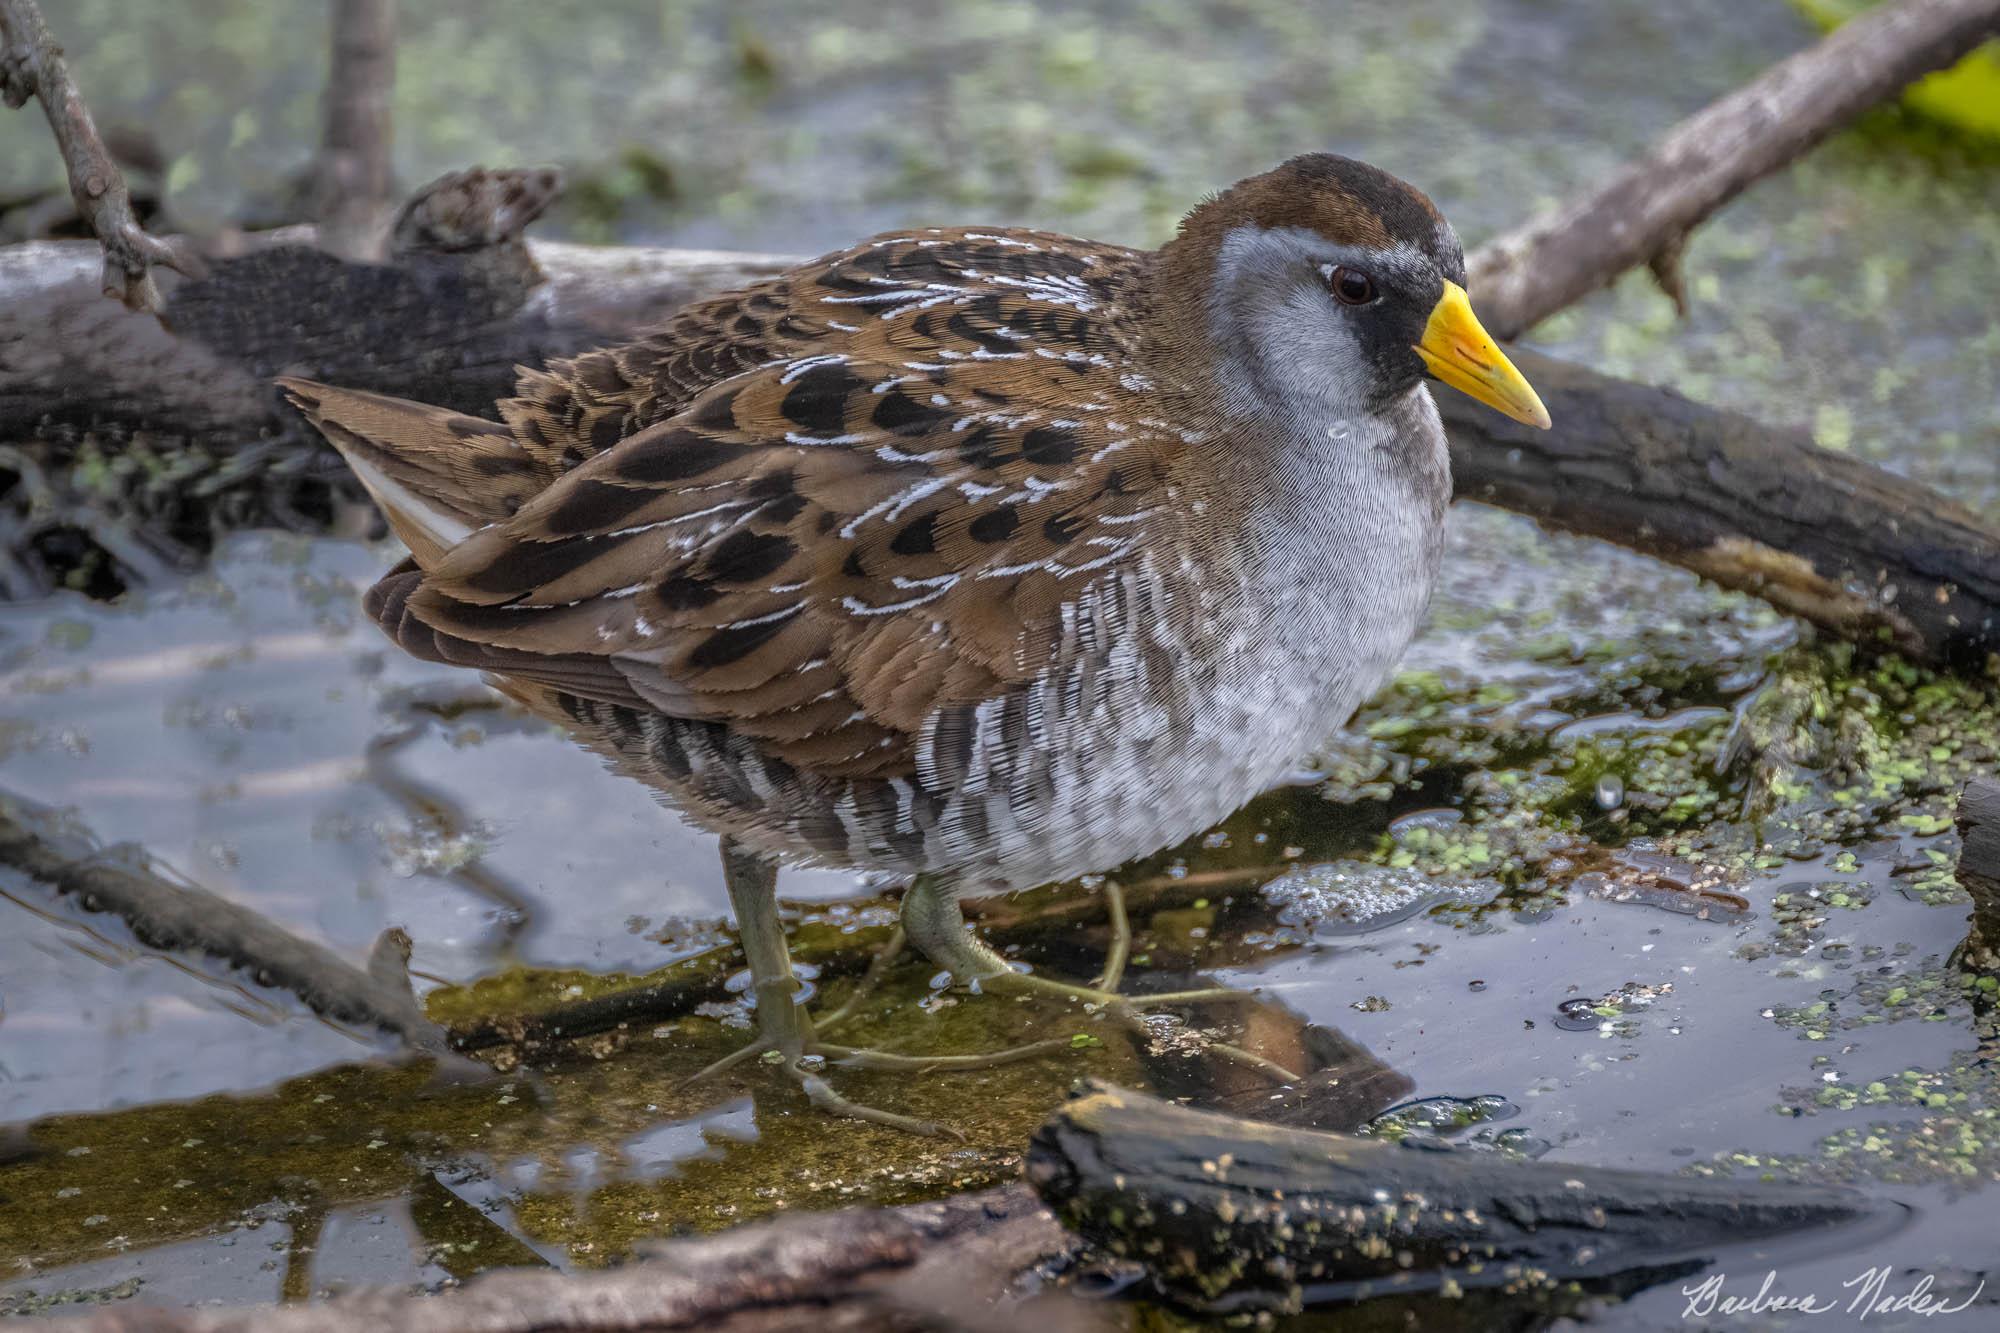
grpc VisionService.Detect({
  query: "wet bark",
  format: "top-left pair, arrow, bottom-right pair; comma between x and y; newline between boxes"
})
1025,1083 -> 1896,1315
1442,349 -> 2000,672
0,786 -> 447,1054
1956,777 -> 2000,1013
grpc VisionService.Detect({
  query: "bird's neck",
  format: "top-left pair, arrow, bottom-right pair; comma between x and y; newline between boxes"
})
1127,247 -> 1451,528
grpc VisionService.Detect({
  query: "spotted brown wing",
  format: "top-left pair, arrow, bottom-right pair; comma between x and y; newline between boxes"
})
405,341 -> 1176,782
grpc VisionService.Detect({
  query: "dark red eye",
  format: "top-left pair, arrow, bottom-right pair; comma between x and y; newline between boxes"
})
1327,265 -> 1376,305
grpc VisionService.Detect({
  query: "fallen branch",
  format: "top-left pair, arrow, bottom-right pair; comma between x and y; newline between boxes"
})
0,0 -> 200,312
1443,349 -> 2000,670
1025,1083 -> 1895,1315
11,223 -> 1998,665
0,786 -> 447,1053
22,1184 -> 1100,1333
1466,0 -> 2000,338
0,759 -> 1251,1061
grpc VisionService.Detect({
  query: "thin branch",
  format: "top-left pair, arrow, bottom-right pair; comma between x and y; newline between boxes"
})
0,0 -> 200,312
312,0 -> 397,260
0,786 -> 448,1054
1467,0 -> 2000,340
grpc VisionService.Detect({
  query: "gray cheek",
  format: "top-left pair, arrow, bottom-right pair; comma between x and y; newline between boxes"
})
1206,224 -> 1384,419
1246,284 -> 1370,408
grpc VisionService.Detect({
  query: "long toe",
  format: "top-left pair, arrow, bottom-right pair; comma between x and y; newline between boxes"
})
789,1063 -> 960,1138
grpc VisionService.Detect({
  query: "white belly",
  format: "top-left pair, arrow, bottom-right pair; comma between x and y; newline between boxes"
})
940,396 -> 1449,891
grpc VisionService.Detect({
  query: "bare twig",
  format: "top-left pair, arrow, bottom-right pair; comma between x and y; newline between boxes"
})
1467,0 -> 2000,340
0,0 -> 200,312
312,0 -> 397,259
0,786 -> 447,1053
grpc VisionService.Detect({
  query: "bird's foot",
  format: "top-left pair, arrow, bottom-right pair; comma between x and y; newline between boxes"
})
900,883 -> 1297,1083
682,1034 -> 964,1137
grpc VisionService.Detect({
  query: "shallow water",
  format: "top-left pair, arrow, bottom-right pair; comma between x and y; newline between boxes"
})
3,0 -> 1999,1325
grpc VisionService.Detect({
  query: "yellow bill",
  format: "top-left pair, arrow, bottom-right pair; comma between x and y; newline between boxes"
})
1414,281 -> 1551,429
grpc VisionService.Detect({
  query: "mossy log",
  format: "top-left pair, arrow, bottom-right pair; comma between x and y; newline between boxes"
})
1025,1083 -> 1895,1315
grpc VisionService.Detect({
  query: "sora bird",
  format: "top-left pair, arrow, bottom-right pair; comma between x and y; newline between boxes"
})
281,153 -> 1548,1133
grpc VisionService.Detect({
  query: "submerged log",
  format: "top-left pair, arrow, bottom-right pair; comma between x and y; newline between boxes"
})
24,1184 -> 1099,1333
0,786 -> 447,1053
1025,1083 -> 1895,1315
1443,350 -> 2000,672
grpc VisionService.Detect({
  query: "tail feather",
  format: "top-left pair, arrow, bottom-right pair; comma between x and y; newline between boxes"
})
277,378 -> 550,567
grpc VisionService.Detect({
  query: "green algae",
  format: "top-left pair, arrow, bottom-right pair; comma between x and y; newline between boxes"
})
0,962 -> 1141,1283
0,1062 -> 537,1276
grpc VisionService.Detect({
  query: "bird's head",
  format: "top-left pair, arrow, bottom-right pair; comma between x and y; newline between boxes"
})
1164,153 -> 1549,430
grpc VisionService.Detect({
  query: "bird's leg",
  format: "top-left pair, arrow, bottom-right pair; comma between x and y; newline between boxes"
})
720,837 -> 814,1059
1091,878 -> 1131,991
709,838 -> 946,1136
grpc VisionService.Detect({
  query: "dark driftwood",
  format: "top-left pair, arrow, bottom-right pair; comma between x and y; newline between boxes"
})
1467,0 -> 2000,339
1957,778 -> 2000,997
0,786 -> 446,1053
1025,1084 -> 1895,1315
1443,348 -> 2000,670
24,1185 -> 1103,1333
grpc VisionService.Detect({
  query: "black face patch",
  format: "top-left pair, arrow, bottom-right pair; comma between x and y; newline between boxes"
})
1343,264 -> 1446,406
